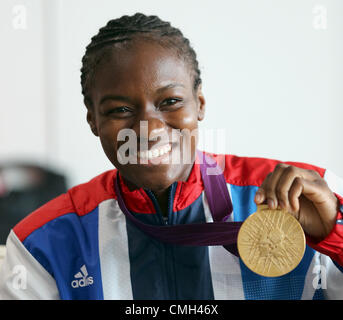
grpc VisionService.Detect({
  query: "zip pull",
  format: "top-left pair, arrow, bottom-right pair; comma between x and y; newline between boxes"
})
163,216 -> 168,225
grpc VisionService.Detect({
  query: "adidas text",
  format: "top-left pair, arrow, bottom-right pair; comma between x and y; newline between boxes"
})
71,264 -> 94,288
71,277 -> 94,288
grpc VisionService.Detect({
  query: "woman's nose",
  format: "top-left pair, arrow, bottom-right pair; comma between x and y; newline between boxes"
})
131,107 -> 168,145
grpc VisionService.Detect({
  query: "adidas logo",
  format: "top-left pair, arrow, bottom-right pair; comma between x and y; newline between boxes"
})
71,264 -> 94,288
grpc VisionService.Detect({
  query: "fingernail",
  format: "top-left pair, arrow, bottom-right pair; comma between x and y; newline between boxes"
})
268,199 -> 275,209
255,193 -> 262,203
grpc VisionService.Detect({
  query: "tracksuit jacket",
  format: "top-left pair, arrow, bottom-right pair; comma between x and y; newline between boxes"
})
0,152 -> 343,300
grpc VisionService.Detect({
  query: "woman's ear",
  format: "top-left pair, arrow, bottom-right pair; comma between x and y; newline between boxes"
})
86,109 -> 99,137
196,84 -> 206,121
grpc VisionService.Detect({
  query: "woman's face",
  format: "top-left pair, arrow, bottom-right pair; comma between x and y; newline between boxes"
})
87,39 -> 205,191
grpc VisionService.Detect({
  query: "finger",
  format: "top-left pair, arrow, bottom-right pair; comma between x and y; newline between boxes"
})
254,172 -> 272,204
295,177 -> 336,220
254,184 -> 267,204
288,177 -> 303,217
288,177 -> 327,228
288,176 -> 329,216
262,163 -> 289,209
275,166 -> 302,212
288,177 -> 338,238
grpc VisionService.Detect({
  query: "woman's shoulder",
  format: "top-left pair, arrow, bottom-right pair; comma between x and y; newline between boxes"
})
13,169 -> 118,243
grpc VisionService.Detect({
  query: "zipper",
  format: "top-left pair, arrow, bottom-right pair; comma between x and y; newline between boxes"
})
164,183 -> 175,225
145,184 -> 176,225
144,189 -> 168,225
144,183 -> 177,299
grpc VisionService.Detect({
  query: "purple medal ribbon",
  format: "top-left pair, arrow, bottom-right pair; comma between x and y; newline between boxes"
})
114,150 -> 243,256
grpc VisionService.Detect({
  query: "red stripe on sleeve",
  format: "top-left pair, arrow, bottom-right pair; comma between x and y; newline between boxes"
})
306,193 -> 343,266
223,154 -> 325,186
13,193 -> 75,242
13,170 -> 118,242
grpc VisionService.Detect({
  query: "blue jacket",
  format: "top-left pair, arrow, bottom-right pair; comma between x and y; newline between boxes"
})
1,152 -> 343,299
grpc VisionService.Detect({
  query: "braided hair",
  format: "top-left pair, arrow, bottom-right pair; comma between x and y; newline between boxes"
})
80,13 -> 202,108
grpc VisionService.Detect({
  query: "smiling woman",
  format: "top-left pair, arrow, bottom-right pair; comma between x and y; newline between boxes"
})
81,16 -> 205,210
86,39 -> 205,210
1,12 -> 343,300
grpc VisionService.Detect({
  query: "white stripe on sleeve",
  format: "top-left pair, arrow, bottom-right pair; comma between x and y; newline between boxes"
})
98,199 -> 133,299
0,230 -> 59,300
300,251 -> 322,299
324,169 -> 343,197
320,254 -> 343,299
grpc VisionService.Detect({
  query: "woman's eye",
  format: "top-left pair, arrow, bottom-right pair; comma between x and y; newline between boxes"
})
106,106 -> 132,116
160,98 -> 182,108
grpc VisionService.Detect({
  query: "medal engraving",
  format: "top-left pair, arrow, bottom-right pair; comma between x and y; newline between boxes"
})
237,205 -> 306,277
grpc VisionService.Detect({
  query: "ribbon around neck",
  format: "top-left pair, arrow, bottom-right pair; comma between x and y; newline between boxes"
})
114,150 -> 243,256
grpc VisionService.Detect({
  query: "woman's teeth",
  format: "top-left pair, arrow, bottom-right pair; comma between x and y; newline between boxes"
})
137,144 -> 171,160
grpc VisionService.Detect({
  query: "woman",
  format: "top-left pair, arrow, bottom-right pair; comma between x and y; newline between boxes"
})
0,13 -> 342,300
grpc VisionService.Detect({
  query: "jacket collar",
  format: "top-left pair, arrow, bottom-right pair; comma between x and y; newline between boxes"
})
117,158 -> 204,214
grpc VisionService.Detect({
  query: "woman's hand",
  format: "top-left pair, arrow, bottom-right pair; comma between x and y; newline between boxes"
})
254,163 -> 339,241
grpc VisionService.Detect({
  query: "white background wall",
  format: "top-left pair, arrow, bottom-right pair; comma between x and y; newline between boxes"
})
1,0 -> 342,188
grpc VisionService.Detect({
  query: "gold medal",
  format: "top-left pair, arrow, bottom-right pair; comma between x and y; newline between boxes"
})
237,205 -> 306,277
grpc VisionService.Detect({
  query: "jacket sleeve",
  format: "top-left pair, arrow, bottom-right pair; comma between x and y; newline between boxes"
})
306,169 -> 343,299
0,230 -> 59,300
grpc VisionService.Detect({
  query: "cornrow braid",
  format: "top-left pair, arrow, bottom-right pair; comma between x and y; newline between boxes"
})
80,13 -> 201,107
